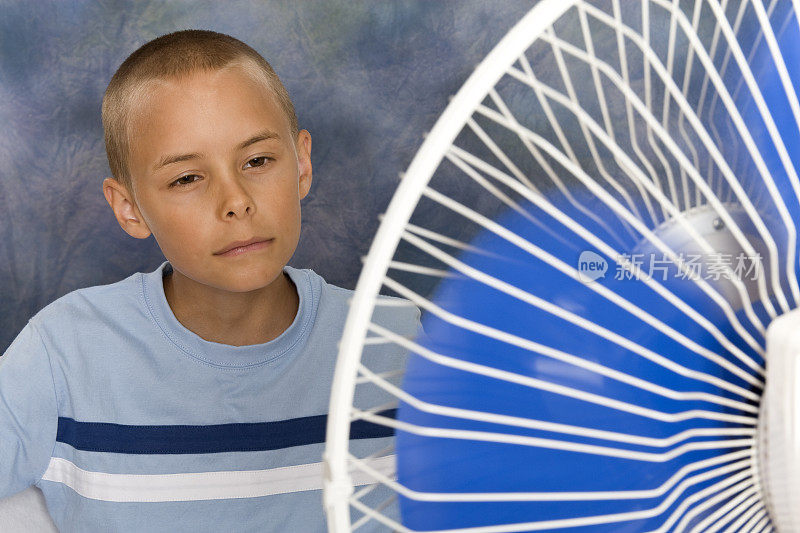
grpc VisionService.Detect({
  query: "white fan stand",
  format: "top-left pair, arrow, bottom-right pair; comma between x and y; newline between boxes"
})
760,310 -> 800,533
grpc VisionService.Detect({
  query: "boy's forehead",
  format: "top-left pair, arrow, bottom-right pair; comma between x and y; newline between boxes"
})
129,67 -> 291,149
131,66 -> 287,128
139,66 -> 276,109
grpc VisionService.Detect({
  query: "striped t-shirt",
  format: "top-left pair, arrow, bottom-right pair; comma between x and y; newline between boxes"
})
0,261 -> 419,532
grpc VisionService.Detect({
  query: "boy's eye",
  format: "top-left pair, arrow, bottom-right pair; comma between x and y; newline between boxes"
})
244,156 -> 271,168
170,174 -> 201,187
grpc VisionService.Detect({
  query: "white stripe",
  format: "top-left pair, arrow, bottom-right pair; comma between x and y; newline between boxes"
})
41,455 -> 395,502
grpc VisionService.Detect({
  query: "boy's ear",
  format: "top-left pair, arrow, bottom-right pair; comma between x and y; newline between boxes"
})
102,177 -> 152,239
296,129 -> 312,200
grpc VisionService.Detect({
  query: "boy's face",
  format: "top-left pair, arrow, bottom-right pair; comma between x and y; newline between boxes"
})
104,65 -> 312,293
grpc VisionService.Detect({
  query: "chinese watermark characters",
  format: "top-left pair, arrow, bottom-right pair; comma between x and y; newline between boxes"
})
577,251 -> 763,283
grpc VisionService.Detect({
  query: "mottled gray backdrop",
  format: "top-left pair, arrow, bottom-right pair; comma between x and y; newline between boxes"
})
0,1 -> 534,352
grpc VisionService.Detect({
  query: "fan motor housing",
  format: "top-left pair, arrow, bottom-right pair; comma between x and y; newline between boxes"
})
760,310 -> 800,532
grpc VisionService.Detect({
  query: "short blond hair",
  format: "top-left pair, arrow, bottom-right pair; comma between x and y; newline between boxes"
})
102,29 -> 298,195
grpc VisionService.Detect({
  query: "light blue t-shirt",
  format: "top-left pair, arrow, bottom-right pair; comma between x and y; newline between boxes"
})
0,261 -> 419,532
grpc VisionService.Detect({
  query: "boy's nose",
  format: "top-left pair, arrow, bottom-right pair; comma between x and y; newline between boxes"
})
225,202 -> 252,218
218,175 -> 256,219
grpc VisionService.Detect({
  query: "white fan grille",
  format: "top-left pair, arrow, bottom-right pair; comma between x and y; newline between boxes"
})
324,1 -> 800,531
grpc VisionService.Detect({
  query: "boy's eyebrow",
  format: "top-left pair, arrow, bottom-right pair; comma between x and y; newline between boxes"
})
152,129 -> 281,172
237,129 -> 281,151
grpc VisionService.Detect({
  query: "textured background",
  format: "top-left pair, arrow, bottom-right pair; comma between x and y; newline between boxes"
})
0,0 -> 534,353
0,1 -> 535,527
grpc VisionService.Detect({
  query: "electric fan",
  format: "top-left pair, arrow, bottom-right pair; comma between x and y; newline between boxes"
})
324,0 -> 800,531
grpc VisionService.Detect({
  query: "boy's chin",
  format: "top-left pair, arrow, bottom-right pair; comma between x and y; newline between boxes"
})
210,269 -> 285,293
222,278 -> 281,293
172,261 -> 286,294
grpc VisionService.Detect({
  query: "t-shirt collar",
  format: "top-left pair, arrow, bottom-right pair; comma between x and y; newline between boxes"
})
141,260 -> 314,368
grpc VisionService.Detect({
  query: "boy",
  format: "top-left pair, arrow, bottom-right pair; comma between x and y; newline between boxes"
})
0,29 -> 418,532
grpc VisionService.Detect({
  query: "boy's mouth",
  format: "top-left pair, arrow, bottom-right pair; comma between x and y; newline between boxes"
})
214,237 -> 273,256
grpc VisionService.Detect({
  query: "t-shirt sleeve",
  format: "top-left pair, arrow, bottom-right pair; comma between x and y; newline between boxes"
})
412,305 -> 425,340
0,321 -> 58,498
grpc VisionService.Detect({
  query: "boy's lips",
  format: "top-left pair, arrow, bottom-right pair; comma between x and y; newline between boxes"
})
214,237 -> 273,256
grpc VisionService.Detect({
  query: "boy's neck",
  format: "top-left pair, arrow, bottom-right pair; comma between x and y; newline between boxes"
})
162,267 -> 299,347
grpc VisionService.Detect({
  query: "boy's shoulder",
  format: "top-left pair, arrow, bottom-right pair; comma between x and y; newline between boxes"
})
28,268 -> 144,329
306,268 -> 421,337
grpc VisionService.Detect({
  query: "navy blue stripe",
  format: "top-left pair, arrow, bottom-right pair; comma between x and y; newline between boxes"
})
56,410 -> 396,454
